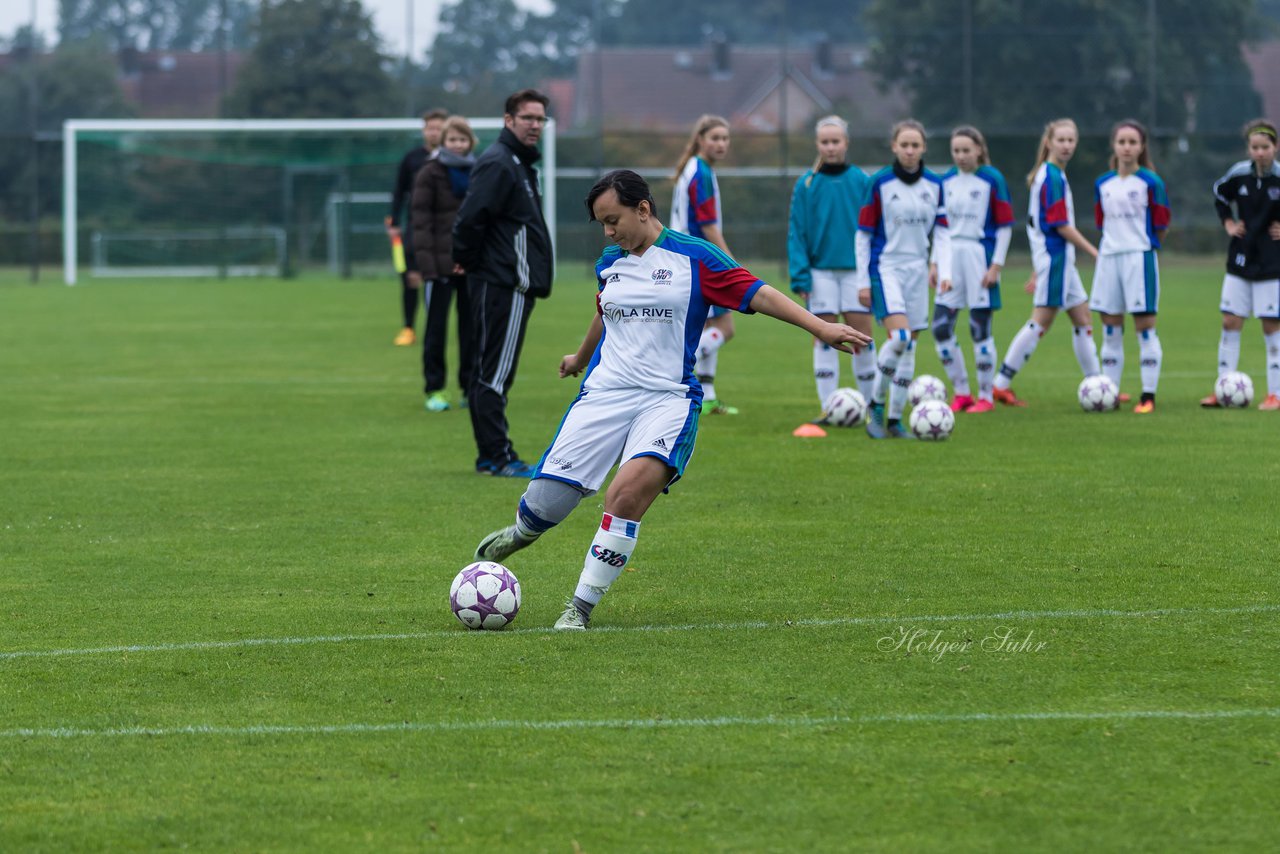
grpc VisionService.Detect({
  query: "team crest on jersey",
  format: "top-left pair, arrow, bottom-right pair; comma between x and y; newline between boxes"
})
970,189 -> 982,199
1269,187 -> 1280,200
1128,190 -> 1142,201
651,268 -> 673,283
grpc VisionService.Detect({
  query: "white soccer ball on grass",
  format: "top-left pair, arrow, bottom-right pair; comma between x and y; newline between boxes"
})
450,561 -> 521,630
1077,375 -> 1119,412
1214,371 -> 1254,408
823,387 -> 867,427
908,398 -> 955,440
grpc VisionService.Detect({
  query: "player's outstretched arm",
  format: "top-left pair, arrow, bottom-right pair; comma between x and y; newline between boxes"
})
748,285 -> 872,354
560,313 -> 604,378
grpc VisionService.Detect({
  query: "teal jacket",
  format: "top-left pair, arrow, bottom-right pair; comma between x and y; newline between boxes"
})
787,163 -> 870,293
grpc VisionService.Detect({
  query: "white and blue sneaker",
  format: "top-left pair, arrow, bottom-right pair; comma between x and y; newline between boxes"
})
865,402 -> 888,439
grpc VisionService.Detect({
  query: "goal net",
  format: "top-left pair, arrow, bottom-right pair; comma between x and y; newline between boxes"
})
62,118 -> 557,284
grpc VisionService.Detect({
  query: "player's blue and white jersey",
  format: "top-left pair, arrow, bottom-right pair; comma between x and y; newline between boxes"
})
1028,162 -> 1074,257
584,229 -> 763,399
670,156 -> 722,241
857,166 -> 951,282
1094,168 -> 1171,254
940,165 -> 1015,264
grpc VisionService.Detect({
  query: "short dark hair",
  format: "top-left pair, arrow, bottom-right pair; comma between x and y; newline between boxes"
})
422,108 -> 449,123
585,170 -> 657,221
505,88 -> 550,118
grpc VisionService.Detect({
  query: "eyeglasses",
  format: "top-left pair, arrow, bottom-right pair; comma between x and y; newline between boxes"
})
515,114 -> 548,125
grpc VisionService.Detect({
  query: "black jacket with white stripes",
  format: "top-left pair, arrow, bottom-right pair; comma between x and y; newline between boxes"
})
452,127 -> 553,298
1212,159 -> 1280,280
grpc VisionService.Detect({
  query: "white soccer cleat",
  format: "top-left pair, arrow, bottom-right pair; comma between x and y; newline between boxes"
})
474,525 -> 529,562
553,602 -> 589,631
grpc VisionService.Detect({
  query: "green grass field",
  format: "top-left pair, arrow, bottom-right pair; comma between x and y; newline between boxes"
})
2,257 -> 1277,852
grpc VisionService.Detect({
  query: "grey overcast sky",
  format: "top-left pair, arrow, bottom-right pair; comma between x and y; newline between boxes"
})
0,0 -> 551,59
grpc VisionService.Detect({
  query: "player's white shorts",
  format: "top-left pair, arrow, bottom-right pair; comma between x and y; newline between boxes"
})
1089,250 -> 1160,315
870,259 -> 930,330
1219,273 -> 1280,319
807,269 -> 870,316
936,239 -> 1002,311
1031,244 -> 1088,309
532,387 -> 701,492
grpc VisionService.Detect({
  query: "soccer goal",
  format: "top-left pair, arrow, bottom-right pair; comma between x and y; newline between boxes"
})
62,117 -> 557,285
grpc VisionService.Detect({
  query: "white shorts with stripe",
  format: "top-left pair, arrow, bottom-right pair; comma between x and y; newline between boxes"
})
1089,250 -> 1160,315
1031,243 -> 1088,309
1219,273 -> 1280,319
870,259 -> 930,331
807,269 -> 870,316
533,387 -> 701,492
936,239 -> 1001,311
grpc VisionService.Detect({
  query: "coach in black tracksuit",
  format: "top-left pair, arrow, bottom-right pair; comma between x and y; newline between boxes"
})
452,89 -> 554,476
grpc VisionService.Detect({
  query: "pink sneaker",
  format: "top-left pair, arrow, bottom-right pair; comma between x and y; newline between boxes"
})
965,399 -> 994,413
950,394 -> 975,413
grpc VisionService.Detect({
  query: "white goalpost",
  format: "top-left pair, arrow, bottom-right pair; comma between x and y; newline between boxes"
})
62,117 -> 557,285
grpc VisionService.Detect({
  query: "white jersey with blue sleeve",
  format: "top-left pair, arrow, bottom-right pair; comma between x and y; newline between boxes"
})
670,157 -> 722,242
1094,168 -> 1171,254
583,229 -> 763,400
855,166 -> 951,291
939,165 -> 1015,265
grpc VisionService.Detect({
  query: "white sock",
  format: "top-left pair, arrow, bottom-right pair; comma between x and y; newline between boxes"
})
1072,325 -> 1101,377
1101,325 -> 1125,388
1218,329 -> 1241,375
853,342 -> 878,402
813,341 -> 839,408
873,332 -> 908,405
1139,328 -> 1162,394
573,513 -> 639,615
995,321 -> 1044,388
888,340 -> 916,420
694,327 -> 724,390
1266,331 -> 1280,397
934,336 -> 970,396
973,337 -> 998,402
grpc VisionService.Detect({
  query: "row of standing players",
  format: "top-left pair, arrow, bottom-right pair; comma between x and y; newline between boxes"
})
737,114 -> 1280,433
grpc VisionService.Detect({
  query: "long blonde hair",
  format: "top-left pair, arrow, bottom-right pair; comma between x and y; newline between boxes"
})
674,114 -> 729,179
806,115 -> 849,187
951,125 -> 990,166
1027,118 -> 1077,187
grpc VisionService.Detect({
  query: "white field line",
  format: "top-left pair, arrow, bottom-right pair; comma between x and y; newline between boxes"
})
3,708 -> 1278,741
3,603 -> 1277,662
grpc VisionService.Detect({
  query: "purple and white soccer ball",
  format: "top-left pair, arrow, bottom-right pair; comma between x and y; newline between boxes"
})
823,387 -> 867,427
1214,371 -> 1254,408
908,398 -> 955,440
1077,375 -> 1119,412
907,374 -> 948,407
450,561 -> 521,630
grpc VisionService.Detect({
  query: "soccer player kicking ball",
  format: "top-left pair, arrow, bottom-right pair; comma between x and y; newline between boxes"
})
473,170 -> 870,630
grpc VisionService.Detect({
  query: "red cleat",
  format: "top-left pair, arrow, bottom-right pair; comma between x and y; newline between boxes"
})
1259,393 -> 1280,411
950,394 -> 975,413
1117,392 -> 1132,404
992,387 -> 1027,407
965,399 -> 995,413
1200,393 -> 1222,408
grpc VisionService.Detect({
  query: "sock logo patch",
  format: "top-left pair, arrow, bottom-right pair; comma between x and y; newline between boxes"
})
590,546 -> 629,567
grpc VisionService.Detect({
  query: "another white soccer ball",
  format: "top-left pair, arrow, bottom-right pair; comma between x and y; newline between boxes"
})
823,387 -> 867,427
450,561 -> 521,630
1214,371 -> 1254,408
907,374 -> 948,407
908,398 -> 955,440
1077,375 -> 1119,412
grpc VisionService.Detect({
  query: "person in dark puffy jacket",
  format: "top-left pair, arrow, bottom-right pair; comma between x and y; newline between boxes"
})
412,116 -> 477,413
452,89 -> 554,477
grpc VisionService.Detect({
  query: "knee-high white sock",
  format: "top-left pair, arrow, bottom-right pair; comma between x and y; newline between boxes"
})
934,335 -> 970,396
995,321 -> 1044,389
813,341 -> 839,407
1266,331 -> 1280,397
695,327 -> 725,384
1101,325 -> 1125,388
888,340 -> 916,420
973,337 -> 998,402
1072,325 -> 1101,377
1139,328 -> 1162,394
1218,329 -> 1241,375
873,332 -> 909,404
853,342 -> 877,402
573,513 -> 639,619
